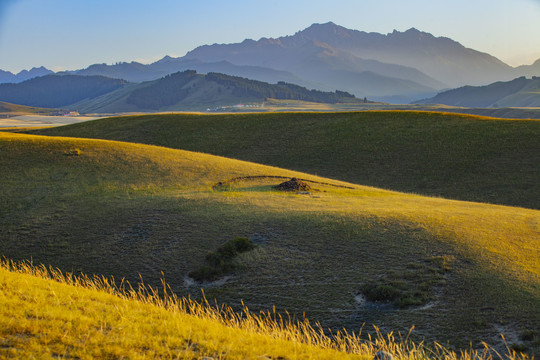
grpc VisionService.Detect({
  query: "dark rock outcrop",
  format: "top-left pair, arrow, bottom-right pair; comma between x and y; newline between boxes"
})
274,178 -> 311,192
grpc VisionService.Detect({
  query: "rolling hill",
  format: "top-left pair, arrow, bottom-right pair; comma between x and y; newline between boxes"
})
0,101 -> 61,116
35,111 -> 540,210
0,127 -> 539,356
415,76 -> 540,107
0,74 -> 126,108
3,259 -> 526,360
0,70 -> 362,112
65,70 -> 362,113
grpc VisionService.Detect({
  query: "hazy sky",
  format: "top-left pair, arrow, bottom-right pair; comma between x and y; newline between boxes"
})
1,0 -> 539,73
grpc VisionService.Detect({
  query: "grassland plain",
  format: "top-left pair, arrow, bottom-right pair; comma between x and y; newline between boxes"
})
0,130 -> 539,356
33,111 -> 540,209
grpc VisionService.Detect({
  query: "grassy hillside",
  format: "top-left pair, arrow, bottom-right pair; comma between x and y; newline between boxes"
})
69,70 -> 361,113
0,260 -> 364,359
34,111 -> 540,209
1,130 -> 539,355
0,101 -> 60,116
416,77 -> 540,108
447,107 -> 540,120
4,260 -> 527,360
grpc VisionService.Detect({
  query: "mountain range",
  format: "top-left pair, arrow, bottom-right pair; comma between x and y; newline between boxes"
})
1,22 -> 539,104
0,70 -> 363,113
0,66 -> 53,84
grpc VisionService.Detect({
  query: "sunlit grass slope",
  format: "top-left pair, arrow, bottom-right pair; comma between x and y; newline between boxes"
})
0,260 -> 368,360
33,111 -> 540,209
4,259 -> 527,360
1,131 -> 539,354
0,100 -> 58,115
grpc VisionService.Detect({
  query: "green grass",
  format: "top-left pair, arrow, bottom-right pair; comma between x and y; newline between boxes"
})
1,129 -> 539,356
33,111 -> 540,209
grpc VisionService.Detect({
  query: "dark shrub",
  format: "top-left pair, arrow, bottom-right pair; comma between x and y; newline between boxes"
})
190,237 -> 257,282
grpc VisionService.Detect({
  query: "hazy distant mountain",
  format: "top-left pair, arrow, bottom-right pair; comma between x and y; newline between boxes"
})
62,58 -> 313,89
0,66 -> 53,84
2,23 -> 534,104
0,70 -> 14,84
514,58 -> 540,78
184,22 -> 517,93
280,22 -> 515,88
414,76 -> 540,107
0,75 -> 126,108
70,70 -> 362,113
184,31 -> 443,102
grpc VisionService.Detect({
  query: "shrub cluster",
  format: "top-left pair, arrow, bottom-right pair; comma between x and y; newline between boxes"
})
360,255 -> 453,308
189,237 -> 256,282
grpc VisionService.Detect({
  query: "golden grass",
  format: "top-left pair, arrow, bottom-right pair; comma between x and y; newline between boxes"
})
183,179 -> 540,287
1,129 -> 538,295
0,131 -> 349,192
34,111 -> 540,209
0,258 -> 529,360
1,130 -> 539,356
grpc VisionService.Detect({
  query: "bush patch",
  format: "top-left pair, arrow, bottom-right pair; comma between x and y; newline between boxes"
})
359,255 -> 453,308
189,237 -> 257,282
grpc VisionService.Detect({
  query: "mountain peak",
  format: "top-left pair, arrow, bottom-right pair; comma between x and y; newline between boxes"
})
298,22 -> 354,38
155,55 -> 176,64
404,27 -> 421,33
306,21 -> 339,29
390,27 -> 432,38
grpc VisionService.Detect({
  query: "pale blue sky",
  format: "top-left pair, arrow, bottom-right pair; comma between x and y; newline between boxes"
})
1,0 -> 539,73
